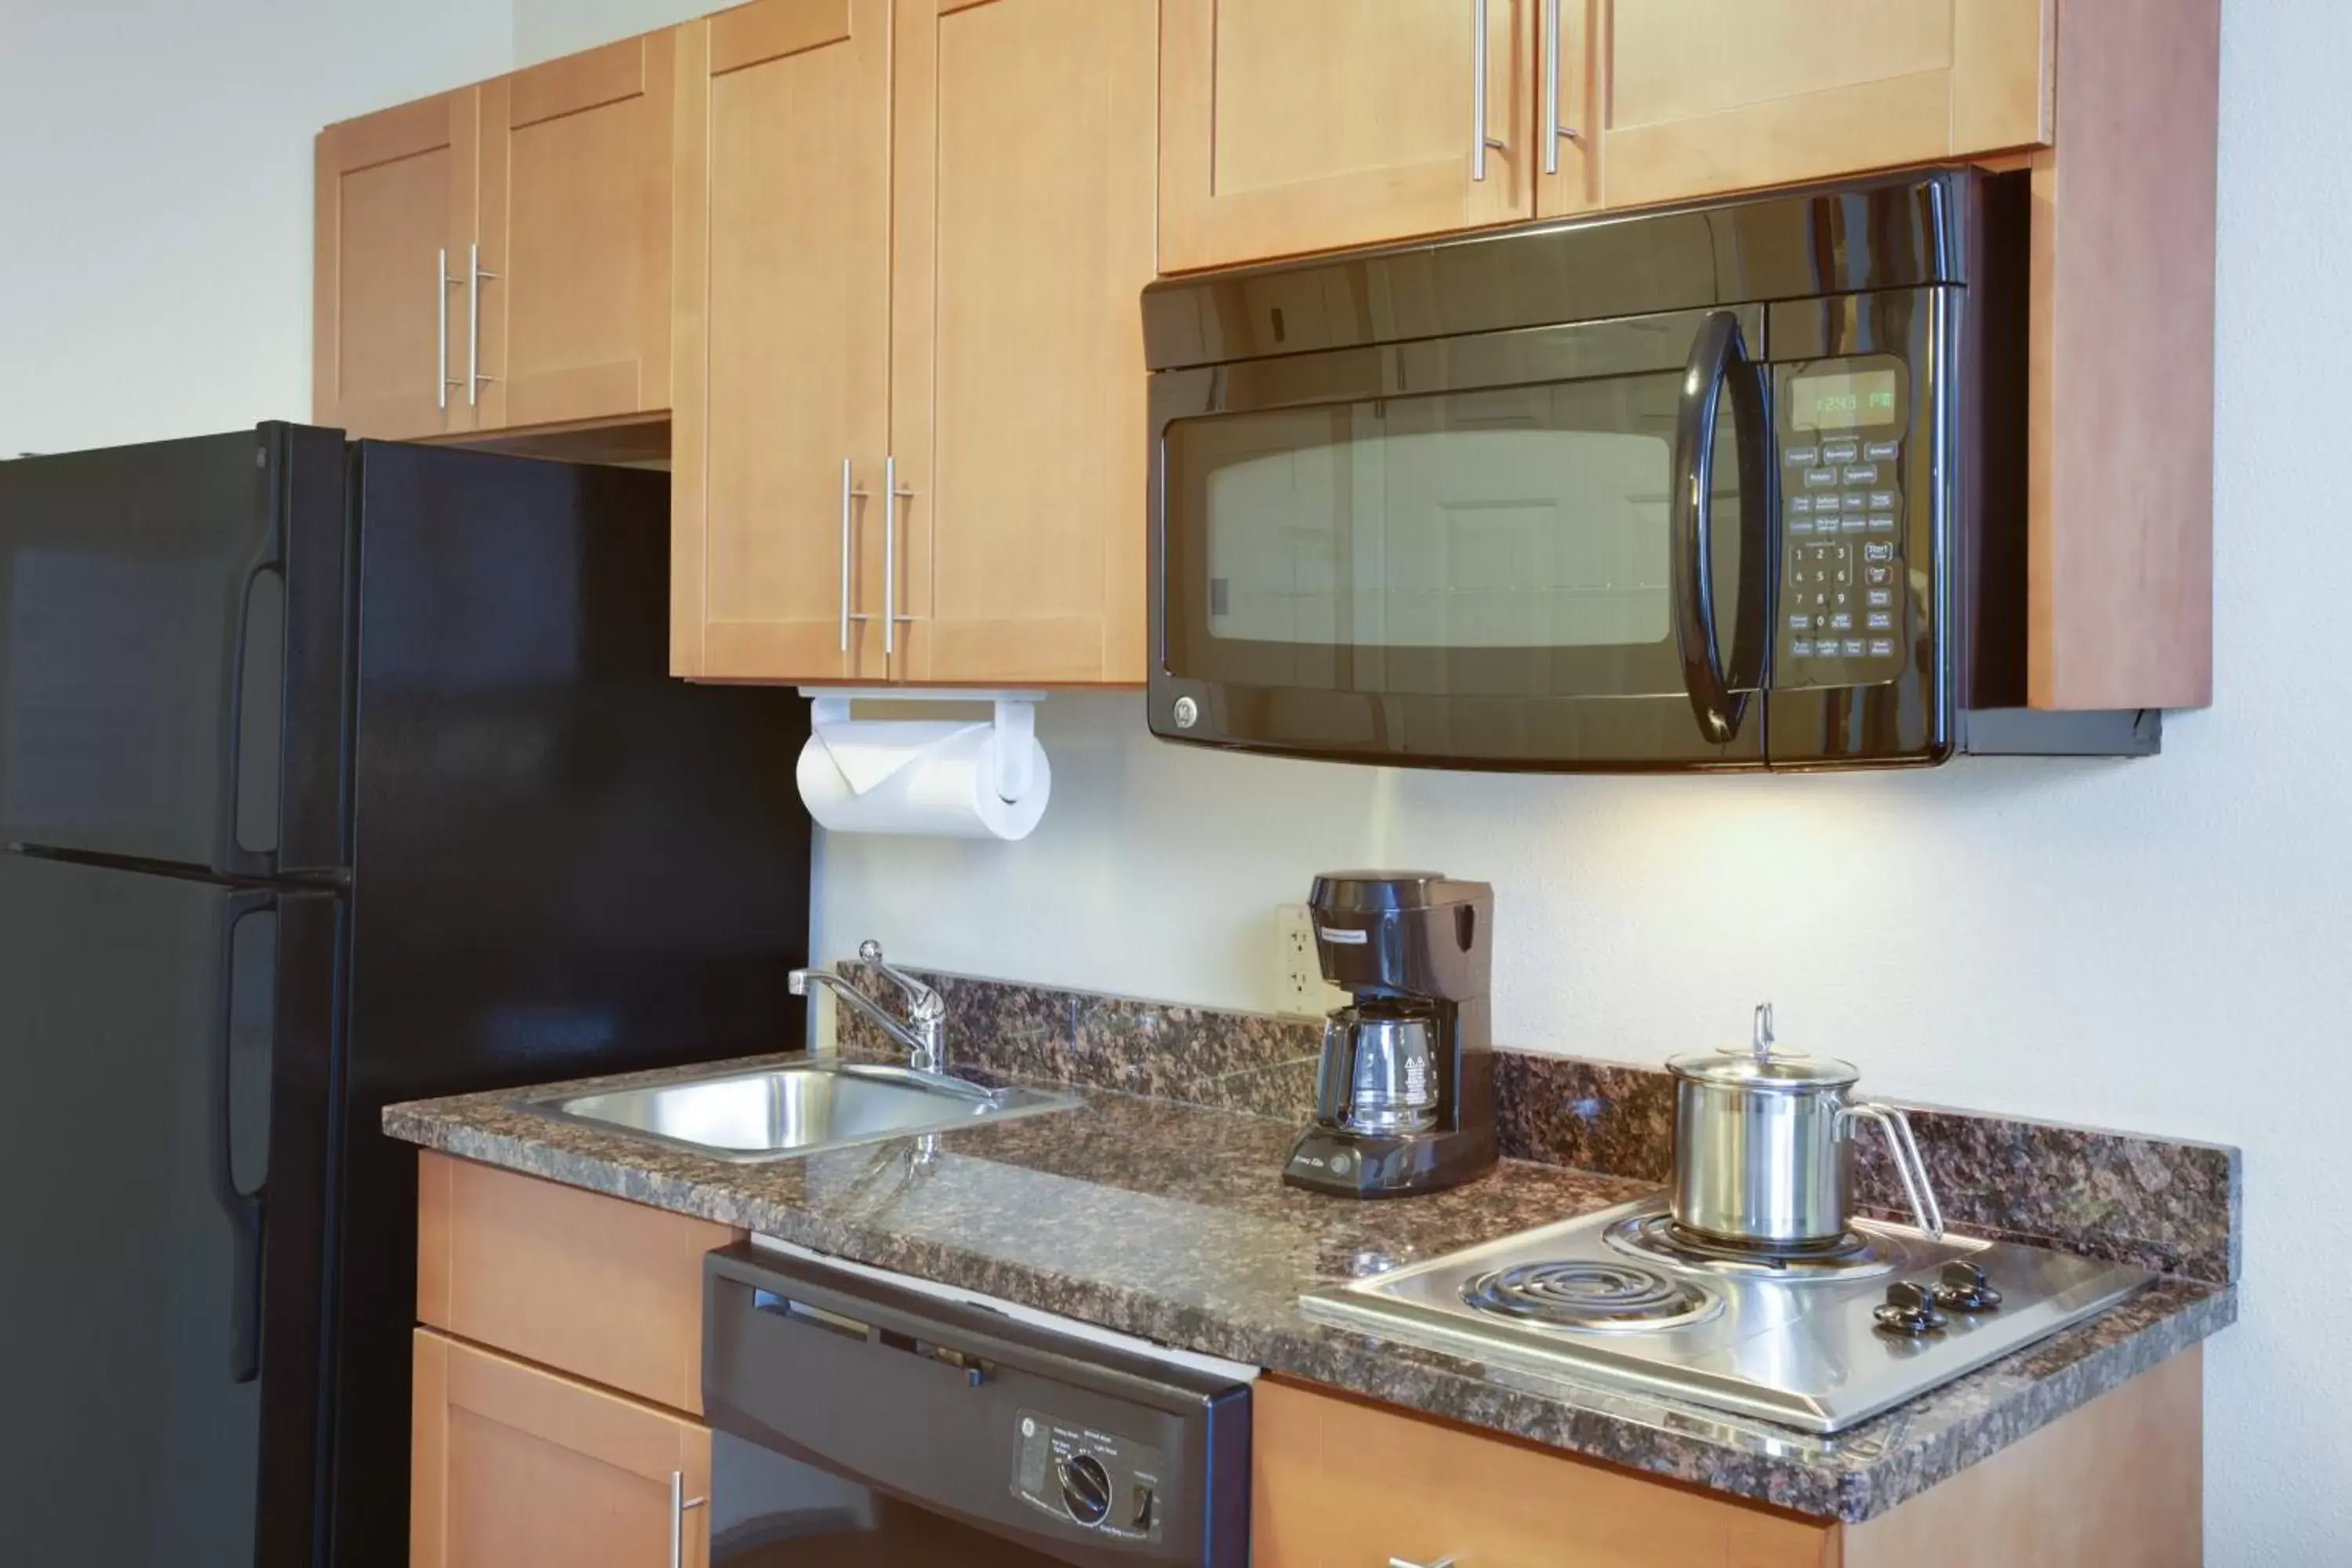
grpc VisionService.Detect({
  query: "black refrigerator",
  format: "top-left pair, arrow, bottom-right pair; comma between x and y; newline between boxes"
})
0,425 -> 811,1568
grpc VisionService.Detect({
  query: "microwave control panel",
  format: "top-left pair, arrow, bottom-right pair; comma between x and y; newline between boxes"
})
1774,355 -> 1911,688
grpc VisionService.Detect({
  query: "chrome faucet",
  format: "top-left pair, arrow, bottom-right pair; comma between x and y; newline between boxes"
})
789,940 -> 949,1075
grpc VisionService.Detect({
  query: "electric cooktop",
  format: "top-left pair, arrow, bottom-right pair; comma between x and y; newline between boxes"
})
1301,1197 -> 2156,1434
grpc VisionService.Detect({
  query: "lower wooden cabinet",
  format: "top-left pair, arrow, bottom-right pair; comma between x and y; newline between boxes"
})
1252,1377 -> 1835,1568
410,1328 -> 712,1568
416,1149 -> 740,1414
1255,1350 -> 2205,1568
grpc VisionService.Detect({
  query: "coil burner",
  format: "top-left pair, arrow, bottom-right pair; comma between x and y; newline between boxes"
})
1604,1214 -> 1905,1282
1457,1261 -> 1720,1334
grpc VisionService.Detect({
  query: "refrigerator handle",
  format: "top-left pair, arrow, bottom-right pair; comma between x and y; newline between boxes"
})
212,888 -> 276,1385
220,434 -> 288,879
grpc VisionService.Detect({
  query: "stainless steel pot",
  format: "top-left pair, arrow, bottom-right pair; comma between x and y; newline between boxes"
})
1667,1004 -> 1944,1249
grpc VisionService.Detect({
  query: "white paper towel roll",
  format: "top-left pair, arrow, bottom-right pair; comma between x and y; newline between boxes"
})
795,718 -> 1052,840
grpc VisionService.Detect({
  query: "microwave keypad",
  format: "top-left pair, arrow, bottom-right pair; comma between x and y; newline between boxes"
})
1781,437 -> 1905,682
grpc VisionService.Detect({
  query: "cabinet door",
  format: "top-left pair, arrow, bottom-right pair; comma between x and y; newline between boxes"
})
410,1330 -> 710,1568
476,32 -> 676,432
1251,1378 -> 1835,1568
1160,0 -> 1536,272
887,0 -> 1155,685
671,0 -> 892,681
314,91 -> 478,440
1534,0 -> 1602,217
1601,0 -> 2052,209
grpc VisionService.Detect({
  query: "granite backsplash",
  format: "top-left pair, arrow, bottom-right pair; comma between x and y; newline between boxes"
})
833,963 -> 2241,1286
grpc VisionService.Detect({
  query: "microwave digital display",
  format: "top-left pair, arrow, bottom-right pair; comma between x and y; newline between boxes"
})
1790,370 -> 1899,430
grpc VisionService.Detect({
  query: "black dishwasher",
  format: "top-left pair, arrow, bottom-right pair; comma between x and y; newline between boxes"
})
702,1245 -> 1253,1566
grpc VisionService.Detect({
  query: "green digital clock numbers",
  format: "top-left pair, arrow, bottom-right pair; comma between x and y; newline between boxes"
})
1790,369 -> 1900,431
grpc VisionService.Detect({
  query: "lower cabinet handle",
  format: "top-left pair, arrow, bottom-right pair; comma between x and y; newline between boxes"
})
1391,1558 -> 1456,1567
669,1470 -> 707,1568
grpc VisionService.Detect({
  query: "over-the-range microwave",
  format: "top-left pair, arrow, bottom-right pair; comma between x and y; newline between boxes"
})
1142,169 -> 2159,771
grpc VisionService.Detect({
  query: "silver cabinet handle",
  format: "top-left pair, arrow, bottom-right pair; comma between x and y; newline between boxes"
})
436,249 -> 463,411
466,241 -> 498,408
669,1470 -> 706,1568
1544,0 -> 1580,172
882,456 -> 916,657
1470,0 -> 1507,180
1391,1559 -> 1456,1568
839,458 -> 872,655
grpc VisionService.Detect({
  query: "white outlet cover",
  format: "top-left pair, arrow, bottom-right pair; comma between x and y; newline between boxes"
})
1275,902 -> 1349,1018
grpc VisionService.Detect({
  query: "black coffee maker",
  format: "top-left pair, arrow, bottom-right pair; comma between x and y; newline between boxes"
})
1283,872 -> 1497,1198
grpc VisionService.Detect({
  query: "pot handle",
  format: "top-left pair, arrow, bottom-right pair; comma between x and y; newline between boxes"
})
1841,1102 -> 1945,1240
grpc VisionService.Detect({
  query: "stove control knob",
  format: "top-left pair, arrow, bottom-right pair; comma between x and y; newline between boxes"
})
1059,1453 -> 1112,1527
1933,1260 -> 2003,1314
1874,1279 -> 1949,1338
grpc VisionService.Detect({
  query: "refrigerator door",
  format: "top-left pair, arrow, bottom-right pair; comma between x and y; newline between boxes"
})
325,444 -> 813,1566
0,852 -> 332,1567
0,424 -> 352,875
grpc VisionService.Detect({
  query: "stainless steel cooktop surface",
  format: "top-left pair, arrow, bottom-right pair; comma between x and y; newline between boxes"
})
1301,1197 -> 2157,1434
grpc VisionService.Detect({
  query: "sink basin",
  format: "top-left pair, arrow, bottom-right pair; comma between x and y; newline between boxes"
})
520,1059 -> 1080,1162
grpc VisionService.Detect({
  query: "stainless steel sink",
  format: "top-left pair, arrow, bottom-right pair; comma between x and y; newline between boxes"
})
519,1059 -> 1080,1162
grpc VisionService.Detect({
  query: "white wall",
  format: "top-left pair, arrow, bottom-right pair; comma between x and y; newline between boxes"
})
512,0 -> 713,67
0,0 -> 511,457
816,5 -> 2348,1560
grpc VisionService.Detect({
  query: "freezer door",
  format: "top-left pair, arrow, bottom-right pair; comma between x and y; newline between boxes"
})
0,424 -> 351,874
0,852 -> 330,1566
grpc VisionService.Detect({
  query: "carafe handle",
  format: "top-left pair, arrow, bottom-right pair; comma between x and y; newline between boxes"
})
1840,1102 -> 1945,1240
1314,1016 -> 1352,1126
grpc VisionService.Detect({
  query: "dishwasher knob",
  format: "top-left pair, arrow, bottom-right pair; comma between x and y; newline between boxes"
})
1873,1279 -> 1949,1338
1059,1454 -> 1112,1526
1933,1260 -> 2003,1313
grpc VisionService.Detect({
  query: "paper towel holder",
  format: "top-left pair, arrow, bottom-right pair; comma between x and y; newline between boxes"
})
800,688 -> 1046,802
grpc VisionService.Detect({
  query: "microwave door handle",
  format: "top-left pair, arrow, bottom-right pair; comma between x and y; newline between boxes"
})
1671,311 -> 1766,743
1723,337 -> 1775,700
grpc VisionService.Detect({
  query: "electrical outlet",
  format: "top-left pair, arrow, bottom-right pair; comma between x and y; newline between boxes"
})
1275,903 -> 1349,1018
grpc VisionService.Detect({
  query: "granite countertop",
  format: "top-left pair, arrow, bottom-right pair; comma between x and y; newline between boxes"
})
384,1052 -> 2232,1525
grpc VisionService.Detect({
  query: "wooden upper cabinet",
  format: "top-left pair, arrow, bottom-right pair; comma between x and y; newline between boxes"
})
1599,0 -> 2053,209
314,92 -> 478,440
411,1330 -> 711,1568
476,32 -> 677,431
315,38 -> 675,444
1160,0 -> 1537,273
671,0 -> 893,682
888,0 -> 1156,684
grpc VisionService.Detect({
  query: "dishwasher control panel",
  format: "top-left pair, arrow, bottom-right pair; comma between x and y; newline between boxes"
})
1014,1407 -> 1165,1542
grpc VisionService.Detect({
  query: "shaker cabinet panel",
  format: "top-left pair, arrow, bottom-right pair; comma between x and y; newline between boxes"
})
313,93 -> 478,441
1159,0 -> 1536,272
1250,1377 -> 1836,1568
889,0 -> 1156,684
410,1329 -> 711,1568
670,0 -> 893,682
1600,0 -> 2052,209
477,32 -> 676,432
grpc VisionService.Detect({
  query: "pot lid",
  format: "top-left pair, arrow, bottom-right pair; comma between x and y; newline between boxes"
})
1666,1004 -> 1860,1090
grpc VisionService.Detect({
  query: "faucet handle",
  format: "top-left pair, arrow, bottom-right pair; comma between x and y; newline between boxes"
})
855,939 -> 946,1023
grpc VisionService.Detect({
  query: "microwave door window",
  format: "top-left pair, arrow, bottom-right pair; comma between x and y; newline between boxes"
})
1170,376 -> 1748,702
